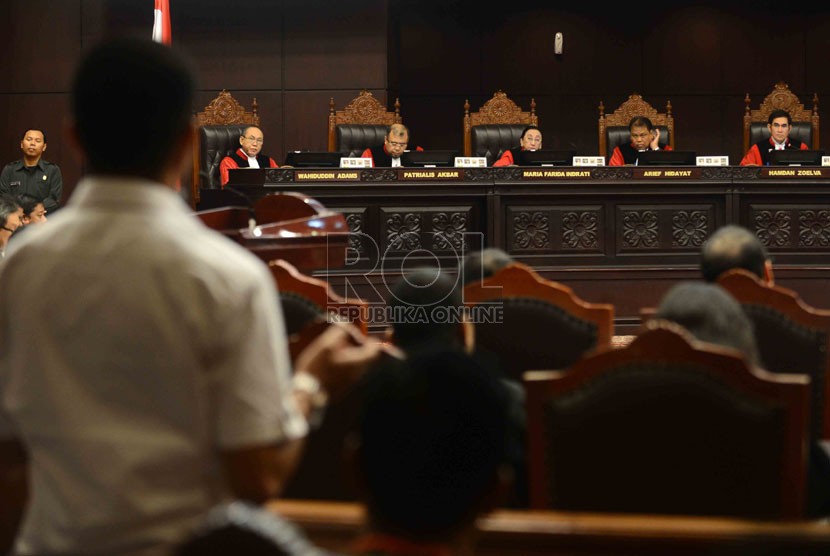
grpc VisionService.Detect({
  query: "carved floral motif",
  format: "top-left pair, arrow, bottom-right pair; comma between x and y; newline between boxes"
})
386,213 -> 422,251
432,212 -> 467,250
798,210 -> 830,247
562,211 -> 598,248
345,213 -> 364,254
622,210 -> 658,248
754,210 -> 791,247
671,211 -> 708,247
513,212 -> 549,249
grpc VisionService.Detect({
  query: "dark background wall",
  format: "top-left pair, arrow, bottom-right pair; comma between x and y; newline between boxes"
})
2,0 -> 830,202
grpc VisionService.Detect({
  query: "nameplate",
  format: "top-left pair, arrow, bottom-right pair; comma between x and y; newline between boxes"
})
340,157 -> 373,168
521,169 -> 592,179
294,170 -> 362,181
399,169 -> 464,180
761,168 -> 830,178
696,156 -> 729,166
633,168 -> 701,179
454,157 -> 487,168
573,156 -> 605,167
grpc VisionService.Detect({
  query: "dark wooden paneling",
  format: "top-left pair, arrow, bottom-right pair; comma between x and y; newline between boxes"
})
283,0 -> 388,91
0,0 -> 82,94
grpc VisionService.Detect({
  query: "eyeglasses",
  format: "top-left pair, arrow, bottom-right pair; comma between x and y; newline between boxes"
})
243,136 -> 263,143
387,140 -> 408,148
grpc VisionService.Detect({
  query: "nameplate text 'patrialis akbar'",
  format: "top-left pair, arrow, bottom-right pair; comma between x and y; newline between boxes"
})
399,169 -> 464,181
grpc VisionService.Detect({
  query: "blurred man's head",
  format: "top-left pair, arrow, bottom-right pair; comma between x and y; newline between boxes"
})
700,225 -> 772,283
16,194 -> 47,225
351,348 -> 511,542
387,267 -> 468,352
70,38 -> 196,182
656,281 -> 761,367
459,247 -> 513,287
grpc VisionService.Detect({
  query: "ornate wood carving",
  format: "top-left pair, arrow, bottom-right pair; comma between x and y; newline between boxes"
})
463,90 -> 538,156
328,90 -> 402,152
562,211 -> 599,249
671,210 -> 709,247
345,213 -> 365,255
432,212 -> 468,251
622,210 -> 659,248
598,93 -> 674,157
754,210 -> 792,247
512,211 -> 550,250
591,167 -> 634,180
195,90 -> 259,126
385,213 -> 422,251
798,210 -> 830,247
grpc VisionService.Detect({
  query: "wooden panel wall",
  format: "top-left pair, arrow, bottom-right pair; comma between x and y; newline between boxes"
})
3,1 -> 830,201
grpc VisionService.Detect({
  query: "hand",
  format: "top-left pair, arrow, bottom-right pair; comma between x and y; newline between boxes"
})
650,129 -> 660,150
293,322 -> 385,400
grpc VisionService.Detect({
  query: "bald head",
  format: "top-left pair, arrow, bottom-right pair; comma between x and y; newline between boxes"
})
700,225 -> 769,282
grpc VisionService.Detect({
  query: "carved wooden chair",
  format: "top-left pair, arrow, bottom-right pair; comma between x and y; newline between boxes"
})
743,81 -> 820,153
192,90 -> 260,201
598,93 -> 674,158
268,259 -> 368,359
463,262 -> 613,383
327,90 -> 402,156
524,320 -> 810,519
717,268 -> 830,440
463,90 -> 538,162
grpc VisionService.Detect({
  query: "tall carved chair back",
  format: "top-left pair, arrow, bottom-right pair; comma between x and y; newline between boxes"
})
463,263 -> 613,382
327,90 -> 402,155
598,93 -> 674,158
463,91 -> 538,162
717,268 -> 830,440
524,320 -> 810,519
743,81 -> 819,153
192,90 -> 260,202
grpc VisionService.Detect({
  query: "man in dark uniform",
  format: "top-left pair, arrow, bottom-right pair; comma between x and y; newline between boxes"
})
0,129 -> 63,213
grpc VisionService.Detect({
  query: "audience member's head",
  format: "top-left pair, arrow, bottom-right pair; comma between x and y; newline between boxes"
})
0,195 -> 24,251
174,502 -> 329,556
459,247 -> 514,287
16,194 -> 47,225
352,348 -> 512,543
519,125 -> 542,151
387,266 -> 467,352
384,123 -> 409,160
70,38 -> 196,181
700,224 -> 771,283
655,281 -> 761,367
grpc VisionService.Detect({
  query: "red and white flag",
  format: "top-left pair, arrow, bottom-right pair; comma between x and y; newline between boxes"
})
152,0 -> 171,45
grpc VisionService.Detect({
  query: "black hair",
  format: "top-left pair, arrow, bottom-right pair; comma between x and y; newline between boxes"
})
628,116 -> 654,131
656,281 -> 761,367
14,194 -> 42,218
700,224 -> 769,283
768,109 -> 792,126
356,348 -> 511,540
387,267 -> 463,351
70,37 -> 196,179
459,247 -> 513,286
21,129 -> 47,143
520,125 -> 541,140
0,195 -> 22,228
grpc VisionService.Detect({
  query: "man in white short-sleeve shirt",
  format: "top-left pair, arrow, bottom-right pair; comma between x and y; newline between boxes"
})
0,38 -> 379,556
